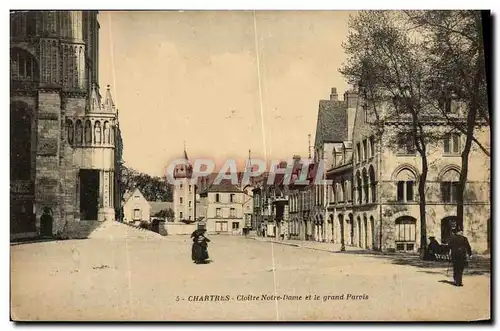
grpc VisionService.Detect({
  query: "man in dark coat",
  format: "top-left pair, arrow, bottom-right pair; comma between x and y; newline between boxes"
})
448,229 -> 472,287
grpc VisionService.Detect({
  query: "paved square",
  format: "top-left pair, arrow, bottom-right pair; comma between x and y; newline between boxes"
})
11,232 -> 490,321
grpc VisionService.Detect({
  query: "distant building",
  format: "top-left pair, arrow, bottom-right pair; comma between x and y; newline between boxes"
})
122,188 -> 150,225
199,179 -> 245,235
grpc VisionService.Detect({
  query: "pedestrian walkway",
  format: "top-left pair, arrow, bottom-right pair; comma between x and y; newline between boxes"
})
250,236 -> 365,253
88,221 -> 164,240
249,235 -> 490,275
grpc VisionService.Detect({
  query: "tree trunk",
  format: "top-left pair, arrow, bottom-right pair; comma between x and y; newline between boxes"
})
457,13 -> 483,234
419,154 -> 428,254
457,101 -> 478,232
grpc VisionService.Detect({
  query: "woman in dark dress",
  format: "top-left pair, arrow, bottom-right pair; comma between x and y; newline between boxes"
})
192,229 -> 210,264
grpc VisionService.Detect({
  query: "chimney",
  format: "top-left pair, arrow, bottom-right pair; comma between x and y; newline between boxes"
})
330,87 -> 338,101
344,90 -> 358,109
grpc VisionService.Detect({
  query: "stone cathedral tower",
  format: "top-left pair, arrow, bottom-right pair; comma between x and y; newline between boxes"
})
10,11 -> 122,240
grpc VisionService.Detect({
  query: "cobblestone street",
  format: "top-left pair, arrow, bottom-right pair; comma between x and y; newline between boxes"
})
11,230 -> 490,321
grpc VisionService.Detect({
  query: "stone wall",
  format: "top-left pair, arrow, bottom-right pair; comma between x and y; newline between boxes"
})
35,90 -> 61,233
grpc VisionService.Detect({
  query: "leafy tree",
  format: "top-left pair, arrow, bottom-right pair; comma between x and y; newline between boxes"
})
340,11 -> 443,253
405,10 -> 489,232
119,164 -> 173,202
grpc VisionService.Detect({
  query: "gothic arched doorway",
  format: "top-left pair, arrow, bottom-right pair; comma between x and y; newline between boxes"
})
40,207 -> 53,237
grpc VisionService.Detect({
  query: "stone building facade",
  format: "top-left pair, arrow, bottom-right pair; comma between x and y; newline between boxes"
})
314,87 -> 490,253
10,11 -> 122,239
267,86 -> 490,254
199,181 -> 245,235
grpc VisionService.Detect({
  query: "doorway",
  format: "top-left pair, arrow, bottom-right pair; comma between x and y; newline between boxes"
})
80,169 -> 99,220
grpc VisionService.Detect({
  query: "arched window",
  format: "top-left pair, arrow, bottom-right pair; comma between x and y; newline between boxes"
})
66,119 -> 74,145
440,168 -> 460,203
84,120 -> 92,143
10,48 -> 39,81
395,216 -> 417,252
103,121 -> 110,144
215,193 -> 220,203
75,120 -> 83,144
94,121 -> 101,144
369,165 -> 376,203
362,168 -> 369,204
356,171 -> 362,204
10,102 -> 31,180
395,168 -> 415,202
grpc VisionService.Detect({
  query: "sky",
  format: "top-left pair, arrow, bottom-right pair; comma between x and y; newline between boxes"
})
98,10 -> 355,176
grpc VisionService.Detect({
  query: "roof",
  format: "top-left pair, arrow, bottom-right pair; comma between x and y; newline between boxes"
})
205,179 -> 242,193
123,188 -> 144,204
149,201 -> 173,215
314,99 -> 348,147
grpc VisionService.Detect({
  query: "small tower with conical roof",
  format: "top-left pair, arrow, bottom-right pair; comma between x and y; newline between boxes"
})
173,144 -> 196,223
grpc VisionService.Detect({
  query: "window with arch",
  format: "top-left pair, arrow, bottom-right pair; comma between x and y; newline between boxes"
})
215,193 -> 220,203
362,139 -> 368,160
395,216 -> 417,251
75,120 -> 83,144
66,119 -> 74,145
369,136 -> 375,158
94,121 -> 101,144
84,120 -> 92,144
362,169 -> 369,203
440,168 -> 460,202
356,171 -> 362,204
11,48 -> 38,81
395,168 -> 415,202
369,166 -> 376,203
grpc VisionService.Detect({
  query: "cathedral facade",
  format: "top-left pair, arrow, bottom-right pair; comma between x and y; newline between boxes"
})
10,11 -> 123,239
